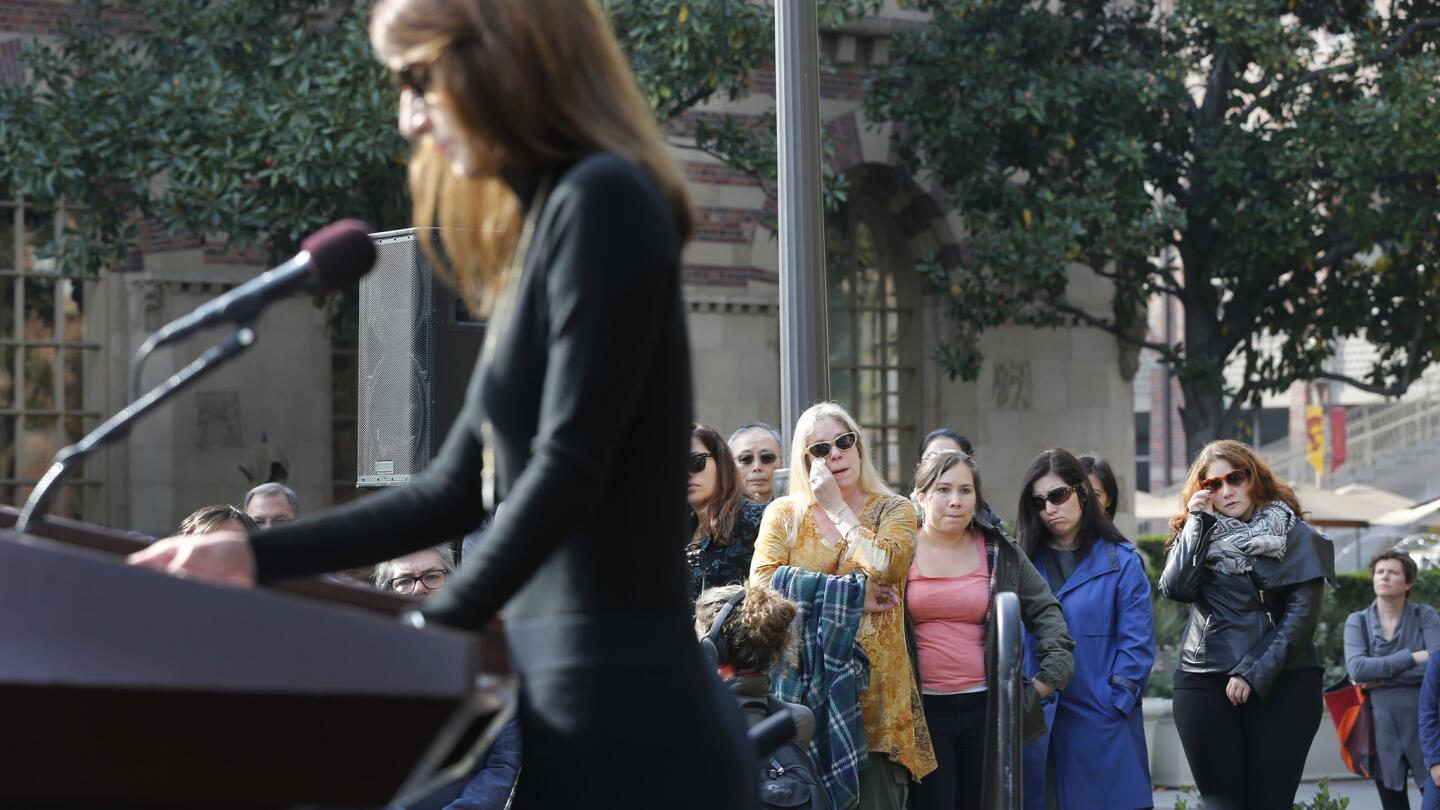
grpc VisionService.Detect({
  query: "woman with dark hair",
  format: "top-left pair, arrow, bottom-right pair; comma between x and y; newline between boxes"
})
906,449 -> 1074,810
688,423 -> 765,599
917,428 -> 974,461
1160,439 -> 1334,810
128,1 -> 755,806
914,428 -> 1004,529
1345,549 -> 1440,809
1077,453 -> 1119,520
1015,448 -> 1154,810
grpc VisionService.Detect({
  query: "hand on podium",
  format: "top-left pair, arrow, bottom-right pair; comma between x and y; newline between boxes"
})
128,529 -> 257,587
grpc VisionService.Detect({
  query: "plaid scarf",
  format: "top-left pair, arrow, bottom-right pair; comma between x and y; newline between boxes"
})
1205,500 -> 1295,575
770,566 -> 871,810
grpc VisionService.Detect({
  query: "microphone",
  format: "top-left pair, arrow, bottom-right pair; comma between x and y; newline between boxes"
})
149,219 -> 376,349
129,219 -> 376,399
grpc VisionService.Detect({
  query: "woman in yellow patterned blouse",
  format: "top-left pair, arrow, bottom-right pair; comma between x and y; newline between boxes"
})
751,402 -> 936,810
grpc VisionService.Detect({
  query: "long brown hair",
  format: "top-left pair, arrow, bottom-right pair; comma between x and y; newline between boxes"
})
912,449 -> 988,515
693,423 -> 746,546
1167,439 -> 1304,541
369,0 -> 693,312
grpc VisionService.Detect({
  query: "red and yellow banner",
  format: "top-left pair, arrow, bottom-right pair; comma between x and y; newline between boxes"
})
1306,405 -> 1326,476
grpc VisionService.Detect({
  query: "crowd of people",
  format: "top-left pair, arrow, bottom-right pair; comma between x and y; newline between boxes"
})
176,401 -> 1440,810
694,408 -> 1440,810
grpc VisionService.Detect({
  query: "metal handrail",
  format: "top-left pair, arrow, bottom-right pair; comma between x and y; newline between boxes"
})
984,590 -> 1023,809
1258,394 -> 1440,482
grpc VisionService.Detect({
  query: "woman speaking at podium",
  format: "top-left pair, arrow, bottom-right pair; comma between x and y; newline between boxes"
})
130,1 -> 755,806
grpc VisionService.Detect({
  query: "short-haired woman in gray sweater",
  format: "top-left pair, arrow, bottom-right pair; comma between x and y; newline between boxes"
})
1346,549 -> 1440,810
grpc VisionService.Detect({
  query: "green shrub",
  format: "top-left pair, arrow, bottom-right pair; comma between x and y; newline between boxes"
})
1136,534 -> 1169,576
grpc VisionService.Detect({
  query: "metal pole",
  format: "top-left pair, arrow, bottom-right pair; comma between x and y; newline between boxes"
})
984,591 -> 1023,809
775,0 -> 829,451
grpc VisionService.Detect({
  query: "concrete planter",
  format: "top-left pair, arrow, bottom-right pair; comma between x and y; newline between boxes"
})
1144,697 -> 1352,788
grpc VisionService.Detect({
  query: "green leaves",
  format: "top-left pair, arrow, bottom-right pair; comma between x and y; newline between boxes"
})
2,0 -> 881,275
868,0 -> 1440,449
0,1 -> 410,268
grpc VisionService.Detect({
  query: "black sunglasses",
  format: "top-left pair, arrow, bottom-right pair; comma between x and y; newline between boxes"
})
1200,469 -> 1249,492
1031,484 -> 1079,512
806,432 -> 857,459
395,62 -> 432,96
688,452 -> 714,474
736,451 -> 778,466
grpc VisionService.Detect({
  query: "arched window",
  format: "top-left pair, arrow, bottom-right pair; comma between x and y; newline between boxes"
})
826,195 -> 919,486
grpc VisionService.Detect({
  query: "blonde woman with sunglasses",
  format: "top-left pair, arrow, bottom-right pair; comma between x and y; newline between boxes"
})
1160,439 -> 1335,810
751,402 -> 936,810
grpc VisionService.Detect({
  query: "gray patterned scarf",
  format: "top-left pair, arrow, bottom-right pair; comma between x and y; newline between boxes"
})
1204,500 -> 1295,575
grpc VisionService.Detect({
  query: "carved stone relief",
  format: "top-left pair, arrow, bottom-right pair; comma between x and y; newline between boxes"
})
992,360 -> 1032,411
195,391 -> 242,448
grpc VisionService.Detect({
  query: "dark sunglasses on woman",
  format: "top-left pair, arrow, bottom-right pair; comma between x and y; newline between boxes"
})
1031,484 -> 1079,512
688,452 -> 714,474
806,432 -> 857,459
736,451 -> 778,466
1200,469 -> 1249,492
395,62 -> 431,95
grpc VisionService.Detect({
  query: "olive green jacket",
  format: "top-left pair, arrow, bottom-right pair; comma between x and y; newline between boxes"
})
905,518 -> 1075,743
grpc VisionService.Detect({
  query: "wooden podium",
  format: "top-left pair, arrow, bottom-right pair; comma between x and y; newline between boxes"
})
0,508 -> 507,808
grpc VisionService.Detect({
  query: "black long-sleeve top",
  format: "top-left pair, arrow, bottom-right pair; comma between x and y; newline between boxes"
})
251,153 -> 696,629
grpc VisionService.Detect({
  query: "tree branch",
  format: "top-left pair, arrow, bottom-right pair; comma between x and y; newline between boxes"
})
666,137 -> 775,200
1055,300 -> 1180,363
660,84 -> 724,125
1239,16 -> 1440,120
1313,370 -> 1408,397
1194,48 -> 1229,130
1314,240 -> 1361,272
1081,256 -> 1184,299
1223,376 -> 1259,425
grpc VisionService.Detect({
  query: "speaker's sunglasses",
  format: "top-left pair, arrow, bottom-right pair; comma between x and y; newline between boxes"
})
1031,485 -> 1078,512
736,451 -> 779,466
806,432 -> 857,459
395,62 -> 432,96
688,452 -> 714,474
1200,469 -> 1249,492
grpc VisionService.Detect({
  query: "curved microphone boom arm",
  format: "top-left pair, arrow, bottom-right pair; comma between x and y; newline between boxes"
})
19,219 -> 376,535
17,325 -> 258,534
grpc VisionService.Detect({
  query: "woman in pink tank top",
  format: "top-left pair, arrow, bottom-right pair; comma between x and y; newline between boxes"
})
905,449 -> 1075,810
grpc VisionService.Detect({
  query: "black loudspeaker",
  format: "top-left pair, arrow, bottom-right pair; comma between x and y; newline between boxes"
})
357,229 -> 484,486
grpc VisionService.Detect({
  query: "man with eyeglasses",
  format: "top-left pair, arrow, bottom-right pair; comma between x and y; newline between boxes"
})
372,544 -> 455,598
728,421 -> 784,503
242,483 -> 300,530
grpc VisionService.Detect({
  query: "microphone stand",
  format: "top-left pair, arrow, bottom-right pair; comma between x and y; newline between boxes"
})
16,324 -> 258,534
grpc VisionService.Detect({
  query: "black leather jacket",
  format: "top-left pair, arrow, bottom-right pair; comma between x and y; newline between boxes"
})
1159,511 -> 1335,698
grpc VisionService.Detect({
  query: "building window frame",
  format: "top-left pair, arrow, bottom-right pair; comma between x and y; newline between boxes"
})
826,194 -> 921,487
0,199 -> 104,520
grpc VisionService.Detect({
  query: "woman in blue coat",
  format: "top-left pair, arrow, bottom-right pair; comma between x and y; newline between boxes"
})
1019,449 -> 1155,810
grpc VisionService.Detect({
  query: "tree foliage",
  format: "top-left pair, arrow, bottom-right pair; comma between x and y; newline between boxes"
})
868,0 -> 1440,454
0,0 -> 873,271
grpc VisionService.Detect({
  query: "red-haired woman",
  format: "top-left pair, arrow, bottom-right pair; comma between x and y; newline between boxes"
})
1159,439 -> 1335,809
687,423 -> 765,599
